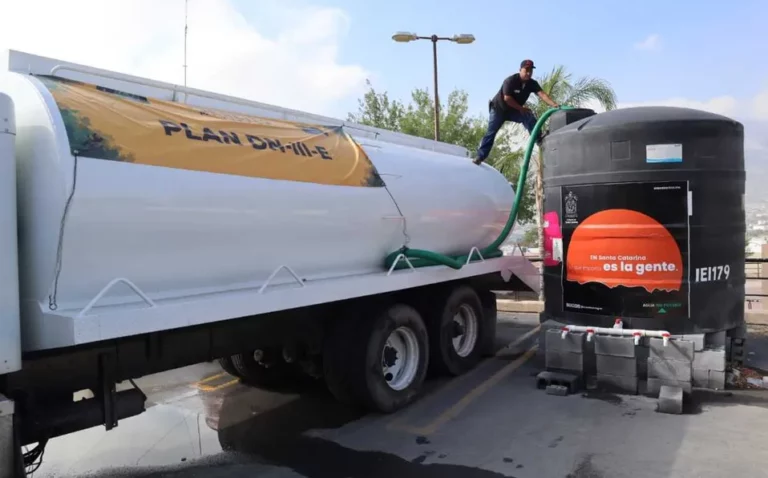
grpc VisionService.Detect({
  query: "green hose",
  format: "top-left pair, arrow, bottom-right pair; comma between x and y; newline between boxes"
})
385,105 -> 573,271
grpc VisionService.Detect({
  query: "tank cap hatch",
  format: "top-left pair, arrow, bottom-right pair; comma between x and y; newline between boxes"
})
548,108 -> 596,134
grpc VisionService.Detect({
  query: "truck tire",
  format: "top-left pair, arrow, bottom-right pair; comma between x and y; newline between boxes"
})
230,348 -> 302,392
428,285 -> 486,376
323,303 -> 429,413
478,289 -> 498,357
217,357 -> 241,378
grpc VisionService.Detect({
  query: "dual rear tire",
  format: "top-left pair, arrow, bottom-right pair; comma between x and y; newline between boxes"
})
323,285 -> 489,413
218,348 -> 314,393
218,284 -> 491,413
323,303 -> 429,413
427,285 -> 487,377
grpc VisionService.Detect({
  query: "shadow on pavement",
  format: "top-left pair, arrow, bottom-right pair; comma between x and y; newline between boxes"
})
212,388 -> 518,478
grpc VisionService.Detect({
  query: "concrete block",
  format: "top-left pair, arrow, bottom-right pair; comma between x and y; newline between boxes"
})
693,347 -> 726,372
674,334 -> 705,351
648,358 -> 692,382
536,371 -> 581,394
647,377 -> 692,396
708,370 -> 726,390
537,319 -> 565,358
692,368 -> 709,388
546,385 -> 569,396
596,355 -> 637,377
657,385 -> 684,414
545,329 -> 584,354
0,395 -> 14,478
546,351 -> 584,373
650,338 -> 694,362
705,331 -> 727,348
693,369 -> 726,390
594,335 -> 636,358
597,373 -> 638,394
0,396 -> 12,417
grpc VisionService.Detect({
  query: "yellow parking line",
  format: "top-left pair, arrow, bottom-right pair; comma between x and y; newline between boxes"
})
196,378 -> 240,392
388,326 -> 541,435
399,345 -> 538,436
195,372 -> 226,385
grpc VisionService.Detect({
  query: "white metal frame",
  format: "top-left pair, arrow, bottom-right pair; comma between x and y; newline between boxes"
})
27,252 -> 538,351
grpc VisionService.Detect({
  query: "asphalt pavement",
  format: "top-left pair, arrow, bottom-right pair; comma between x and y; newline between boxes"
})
30,313 -> 768,478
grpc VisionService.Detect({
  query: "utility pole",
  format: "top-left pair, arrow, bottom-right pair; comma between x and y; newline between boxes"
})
183,0 -> 189,102
431,36 -> 440,142
391,32 -> 476,142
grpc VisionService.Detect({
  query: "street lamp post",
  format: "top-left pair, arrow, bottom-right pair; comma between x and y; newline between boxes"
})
392,32 -> 475,142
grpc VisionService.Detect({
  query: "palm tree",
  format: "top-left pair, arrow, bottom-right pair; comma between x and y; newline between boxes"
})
510,65 -> 618,300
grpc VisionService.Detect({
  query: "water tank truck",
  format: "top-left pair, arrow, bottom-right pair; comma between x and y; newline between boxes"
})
0,50 -> 541,476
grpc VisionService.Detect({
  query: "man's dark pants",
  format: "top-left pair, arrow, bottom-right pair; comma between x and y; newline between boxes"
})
476,105 -> 538,162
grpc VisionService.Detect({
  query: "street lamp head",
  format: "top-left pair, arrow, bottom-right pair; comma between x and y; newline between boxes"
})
392,31 -> 418,42
452,33 -> 476,44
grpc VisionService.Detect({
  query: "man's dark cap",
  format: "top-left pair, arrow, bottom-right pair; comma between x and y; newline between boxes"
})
520,59 -> 535,69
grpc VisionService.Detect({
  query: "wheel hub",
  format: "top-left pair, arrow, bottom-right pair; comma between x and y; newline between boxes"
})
452,321 -> 466,338
383,345 -> 398,368
451,304 -> 479,358
381,326 -> 420,391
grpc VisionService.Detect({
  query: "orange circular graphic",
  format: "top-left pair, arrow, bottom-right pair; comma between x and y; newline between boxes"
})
566,209 -> 683,293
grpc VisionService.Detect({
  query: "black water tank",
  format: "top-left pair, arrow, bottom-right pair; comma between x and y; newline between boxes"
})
540,106 -> 745,334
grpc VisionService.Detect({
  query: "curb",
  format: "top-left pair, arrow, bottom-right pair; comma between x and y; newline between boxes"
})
497,299 -> 543,313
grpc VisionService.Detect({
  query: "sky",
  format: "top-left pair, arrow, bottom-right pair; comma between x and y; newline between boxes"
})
0,0 -> 766,169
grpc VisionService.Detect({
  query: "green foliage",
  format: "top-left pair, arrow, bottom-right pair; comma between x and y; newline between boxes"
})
519,227 -> 539,247
528,65 -> 618,126
347,79 -> 406,132
347,82 -> 536,224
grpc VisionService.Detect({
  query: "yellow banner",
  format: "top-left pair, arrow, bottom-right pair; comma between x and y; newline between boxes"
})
37,76 -> 385,188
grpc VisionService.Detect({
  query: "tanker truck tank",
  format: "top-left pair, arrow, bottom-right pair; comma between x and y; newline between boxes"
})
0,91 -> 21,374
540,106 -> 745,335
0,71 -> 515,351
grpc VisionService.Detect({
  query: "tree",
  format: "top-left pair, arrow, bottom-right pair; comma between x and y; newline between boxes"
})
347,82 -> 536,225
347,79 -> 405,132
519,227 -> 538,248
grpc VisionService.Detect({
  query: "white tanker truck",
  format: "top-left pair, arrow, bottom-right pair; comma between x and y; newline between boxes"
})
0,50 -> 540,476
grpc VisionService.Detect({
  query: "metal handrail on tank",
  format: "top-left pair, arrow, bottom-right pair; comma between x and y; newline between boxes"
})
257,265 -> 305,294
465,247 -> 485,265
49,65 -> 184,102
387,254 -> 416,276
384,106 -> 574,271
76,278 -> 156,319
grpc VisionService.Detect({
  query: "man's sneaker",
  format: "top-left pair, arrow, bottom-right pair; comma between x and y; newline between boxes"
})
472,157 -> 484,165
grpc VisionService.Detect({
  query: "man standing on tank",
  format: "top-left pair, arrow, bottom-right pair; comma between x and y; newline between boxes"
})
473,59 -> 560,165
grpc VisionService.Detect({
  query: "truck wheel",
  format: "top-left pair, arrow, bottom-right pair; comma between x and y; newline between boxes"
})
323,303 -> 429,413
217,357 -> 241,378
230,348 -> 301,392
429,285 -> 486,376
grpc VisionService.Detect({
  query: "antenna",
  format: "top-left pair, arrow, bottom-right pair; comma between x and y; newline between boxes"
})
183,0 -> 189,101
